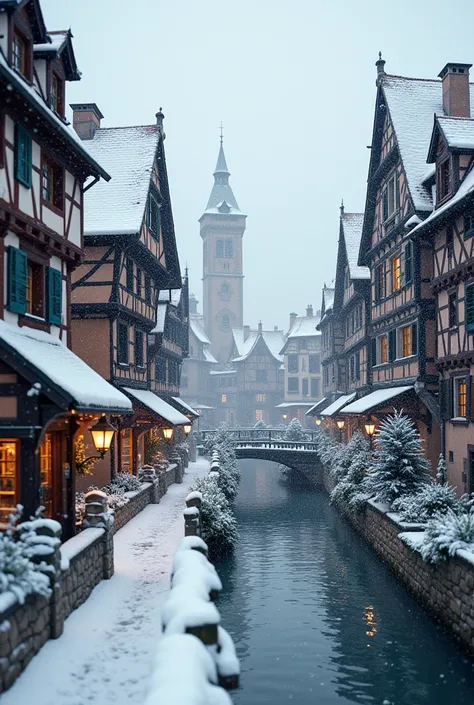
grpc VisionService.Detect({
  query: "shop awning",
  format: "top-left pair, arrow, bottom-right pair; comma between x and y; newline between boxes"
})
341,386 -> 413,414
123,388 -> 189,426
0,321 -> 132,413
320,393 -> 357,418
276,402 -> 315,408
171,397 -> 200,419
306,398 -> 328,416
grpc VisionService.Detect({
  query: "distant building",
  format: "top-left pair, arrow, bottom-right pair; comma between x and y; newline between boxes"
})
279,306 -> 322,425
200,139 -> 246,364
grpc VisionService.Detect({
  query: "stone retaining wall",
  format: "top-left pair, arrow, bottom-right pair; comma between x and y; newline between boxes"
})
61,530 -> 106,620
322,470 -> 474,656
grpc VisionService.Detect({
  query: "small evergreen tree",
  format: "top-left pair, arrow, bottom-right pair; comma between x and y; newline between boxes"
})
392,483 -> 459,522
315,428 -> 340,470
191,476 -> 238,558
253,419 -> 268,429
330,432 -> 372,513
363,411 -> 431,505
419,507 -> 474,563
284,418 -> 308,442
436,454 -> 447,485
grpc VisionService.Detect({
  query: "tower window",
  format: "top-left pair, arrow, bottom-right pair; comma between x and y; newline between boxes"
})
225,239 -> 233,258
216,239 -> 224,257
219,282 -> 231,301
221,314 -> 230,331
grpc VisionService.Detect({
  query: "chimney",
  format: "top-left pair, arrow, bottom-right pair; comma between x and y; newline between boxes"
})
274,325 -> 278,331
438,63 -> 472,117
243,325 -> 250,341
375,51 -> 386,87
155,107 -> 166,138
289,312 -> 297,331
258,321 -> 263,335
70,103 -> 103,140
189,293 -> 198,315
306,304 -> 314,318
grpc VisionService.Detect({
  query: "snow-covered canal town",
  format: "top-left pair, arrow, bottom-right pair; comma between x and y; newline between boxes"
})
2,0 -> 474,702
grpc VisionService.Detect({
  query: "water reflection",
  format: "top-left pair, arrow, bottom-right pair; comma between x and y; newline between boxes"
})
217,460 -> 474,705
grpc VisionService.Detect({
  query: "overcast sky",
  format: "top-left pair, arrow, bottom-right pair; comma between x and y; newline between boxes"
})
44,0 -> 474,331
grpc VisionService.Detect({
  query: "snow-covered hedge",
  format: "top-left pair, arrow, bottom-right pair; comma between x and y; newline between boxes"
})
105,472 -> 142,493
392,483 -> 460,523
329,432 -> 372,514
419,507 -> 474,564
189,476 -> 238,559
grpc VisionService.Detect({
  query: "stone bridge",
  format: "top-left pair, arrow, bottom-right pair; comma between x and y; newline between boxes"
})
197,429 -> 323,485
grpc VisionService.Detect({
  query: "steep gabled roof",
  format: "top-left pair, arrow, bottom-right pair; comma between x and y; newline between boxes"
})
83,125 -> 159,235
202,141 -> 243,216
34,29 -> 81,81
231,327 -> 285,363
0,0 -> 47,43
342,213 -> 369,280
436,115 -> 474,151
280,312 -> 321,354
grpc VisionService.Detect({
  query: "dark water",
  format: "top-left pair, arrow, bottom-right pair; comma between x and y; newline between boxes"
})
216,460 -> 474,705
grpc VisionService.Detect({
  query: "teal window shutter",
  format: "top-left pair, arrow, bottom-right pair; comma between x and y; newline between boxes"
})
464,211 -> 474,239
404,242 -> 412,284
388,330 -> 396,362
411,323 -> 418,355
7,247 -> 27,314
466,284 -> 474,332
14,124 -> 32,188
48,267 -> 62,325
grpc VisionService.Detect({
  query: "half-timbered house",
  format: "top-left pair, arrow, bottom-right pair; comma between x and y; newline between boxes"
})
71,107 -> 189,484
408,63 -> 474,491
0,0 -> 132,537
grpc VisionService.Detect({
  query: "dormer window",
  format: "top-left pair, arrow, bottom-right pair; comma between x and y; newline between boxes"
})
12,32 -> 28,77
437,158 -> 451,202
51,73 -> 64,116
382,172 -> 399,223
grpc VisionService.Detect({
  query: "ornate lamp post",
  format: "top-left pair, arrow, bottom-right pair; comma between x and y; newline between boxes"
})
76,416 -> 116,473
315,417 -> 322,426
183,423 -> 193,437
282,414 -> 288,424
163,426 -> 174,442
336,418 -> 345,443
364,419 -> 376,450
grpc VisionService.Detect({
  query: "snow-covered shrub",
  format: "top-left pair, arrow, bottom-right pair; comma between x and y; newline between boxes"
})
330,432 -> 372,513
75,492 -> 86,526
105,489 -> 130,511
283,418 -> 308,442
392,483 -> 459,523
436,454 -> 447,485
105,472 -> 142,493
0,507 -> 52,603
315,429 -> 340,470
363,411 -> 431,505
190,476 -> 238,558
253,419 -> 268,429
419,507 -> 474,563
212,431 -> 241,503
329,431 -> 368,482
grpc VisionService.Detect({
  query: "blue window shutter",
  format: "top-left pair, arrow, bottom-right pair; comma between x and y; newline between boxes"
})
7,247 -> 27,314
48,267 -> 62,325
466,285 -> 474,332
411,323 -> 418,355
405,242 -> 412,284
382,190 -> 388,222
371,338 -> 377,366
388,330 -> 396,362
14,124 -> 32,188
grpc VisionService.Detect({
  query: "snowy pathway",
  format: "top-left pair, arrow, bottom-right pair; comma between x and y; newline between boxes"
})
3,459 -> 209,705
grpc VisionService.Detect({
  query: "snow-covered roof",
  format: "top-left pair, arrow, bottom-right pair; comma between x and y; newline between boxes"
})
275,402 -> 315,408
410,166 -> 474,236
83,125 -> 160,235
190,318 -> 210,345
231,328 -> 285,364
209,369 -> 235,376
306,397 -> 328,416
34,31 -> 68,54
152,303 -> 167,334
0,321 -> 132,412
320,393 -> 356,417
158,289 -> 181,307
341,385 -> 413,414
381,74 -> 474,212
0,51 -> 108,180
123,388 -> 188,425
287,314 -> 321,339
342,213 -> 369,280
203,348 -> 218,364
323,287 -> 335,312
171,397 -> 200,418
437,116 -> 474,150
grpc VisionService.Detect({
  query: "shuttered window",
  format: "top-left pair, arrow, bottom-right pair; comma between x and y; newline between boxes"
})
466,284 -> 474,332
379,335 -> 388,364
7,247 -> 27,314
355,351 -> 360,380
388,330 -> 396,362
47,267 -> 62,325
148,195 -> 161,240
404,242 -> 413,284
464,211 -> 474,239
411,322 -> 418,356
14,124 -> 32,188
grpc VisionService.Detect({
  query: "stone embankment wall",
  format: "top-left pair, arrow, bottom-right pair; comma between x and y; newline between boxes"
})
322,470 -> 474,656
0,462 -> 184,694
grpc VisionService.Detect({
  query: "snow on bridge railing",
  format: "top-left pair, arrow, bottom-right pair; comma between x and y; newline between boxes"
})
233,439 -> 319,451
198,428 -> 320,443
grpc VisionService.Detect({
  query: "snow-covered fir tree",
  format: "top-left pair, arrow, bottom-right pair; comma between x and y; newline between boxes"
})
283,418 -> 308,442
315,429 -> 340,470
363,411 -> 431,505
419,507 -> 474,563
392,482 -> 459,523
330,431 -> 372,513
190,476 -> 238,558
436,454 -> 447,485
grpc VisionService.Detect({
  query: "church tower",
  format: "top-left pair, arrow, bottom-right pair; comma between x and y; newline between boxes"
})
200,137 -> 246,364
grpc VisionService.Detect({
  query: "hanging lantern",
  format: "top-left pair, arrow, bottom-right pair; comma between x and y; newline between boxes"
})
183,423 -> 192,436
364,421 -> 376,437
315,418 -> 322,426
163,427 -> 174,442
89,416 -> 116,457
336,419 -> 345,430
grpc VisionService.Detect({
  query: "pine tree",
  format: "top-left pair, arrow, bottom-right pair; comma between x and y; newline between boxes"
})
284,418 -> 308,442
363,411 -> 431,505
436,454 -> 447,485
191,476 -> 238,558
330,431 -> 372,513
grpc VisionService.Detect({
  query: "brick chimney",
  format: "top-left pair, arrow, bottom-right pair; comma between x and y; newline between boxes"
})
438,63 -> 472,117
306,304 -> 314,318
289,312 -> 297,331
243,325 -> 250,341
70,103 -> 103,140
189,294 -> 198,315
258,321 -> 263,335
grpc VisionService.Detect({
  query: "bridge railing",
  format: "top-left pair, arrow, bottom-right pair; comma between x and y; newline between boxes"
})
198,428 -> 320,444
233,439 -> 319,451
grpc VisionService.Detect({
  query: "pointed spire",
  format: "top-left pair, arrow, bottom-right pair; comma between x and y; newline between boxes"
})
340,199 -> 344,217
203,133 -> 241,214
214,142 -> 229,176
376,51 -> 386,86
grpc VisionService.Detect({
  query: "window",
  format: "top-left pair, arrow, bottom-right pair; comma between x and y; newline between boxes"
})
126,258 -> 134,292
355,351 -> 360,380
225,239 -> 233,258
446,226 -> 454,266
399,323 -> 417,359
256,369 -> 267,383
309,354 -> 320,373
147,195 -> 161,239
349,356 -> 355,381
437,158 -> 451,201
168,359 -> 179,386
136,268 -> 142,298
118,322 -> 129,364
379,335 -> 388,364
375,263 -> 386,301
256,394 -> 266,402
39,434 -> 52,517
466,284 -> 474,332
156,356 -> 166,382
12,33 -> 27,76
323,366 -> 329,386
449,292 -> 457,329
145,275 -> 152,304
26,261 -> 44,318
255,410 -> 264,422
216,239 -> 224,258
219,282 -> 231,301
42,157 -> 64,210
302,378 -> 309,396
51,73 -> 64,115
221,394 -> 227,403
14,124 -> 32,188
310,378 -> 320,397
404,242 -> 413,285
221,314 -> 230,331
288,377 -> 299,394
401,325 -> 411,358
392,256 -> 401,291
383,173 -> 399,221
288,354 -> 298,373
454,377 -> 467,418
121,429 -> 132,474
464,211 -> 474,239
0,441 -> 18,516
135,330 -> 144,367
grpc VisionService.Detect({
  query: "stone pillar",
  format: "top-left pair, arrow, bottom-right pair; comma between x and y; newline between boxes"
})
83,491 -> 114,580
28,520 -> 64,639
183,506 -> 200,536
171,454 -> 184,483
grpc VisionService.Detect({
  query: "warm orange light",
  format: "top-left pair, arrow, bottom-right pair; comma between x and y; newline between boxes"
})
89,416 -> 116,456
315,418 -> 321,426
163,427 -> 174,442
336,419 -> 345,430
364,422 -> 376,436
183,423 -> 192,436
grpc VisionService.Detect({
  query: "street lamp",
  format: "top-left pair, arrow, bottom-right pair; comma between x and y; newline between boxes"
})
364,420 -> 376,450
163,426 -> 174,442
76,416 -> 116,473
315,417 -> 322,426
336,418 -> 345,443
183,423 -> 192,436
282,414 -> 288,423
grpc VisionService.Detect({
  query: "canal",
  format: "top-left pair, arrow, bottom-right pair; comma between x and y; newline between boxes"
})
216,460 -> 474,705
